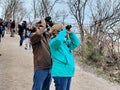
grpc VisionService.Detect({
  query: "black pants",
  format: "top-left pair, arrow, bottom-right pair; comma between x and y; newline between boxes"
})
0,34 -> 1,42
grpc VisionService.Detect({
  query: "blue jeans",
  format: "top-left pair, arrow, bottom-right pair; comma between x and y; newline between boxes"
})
32,68 -> 51,90
19,35 -> 24,46
53,77 -> 72,90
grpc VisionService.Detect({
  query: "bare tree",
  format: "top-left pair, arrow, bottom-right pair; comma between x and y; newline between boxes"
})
60,11 -> 69,25
68,0 -> 120,63
89,0 -> 120,56
31,0 -> 59,19
67,0 -> 88,58
52,10 -> 68,25
68,0 -> 88,42
32,0 -> 38,19
15,6 -> 27,23
1,0 -> 26,21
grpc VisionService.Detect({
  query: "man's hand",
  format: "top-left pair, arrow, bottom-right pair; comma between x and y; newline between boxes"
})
40,17 -> 46,28
34,17 -> 46,32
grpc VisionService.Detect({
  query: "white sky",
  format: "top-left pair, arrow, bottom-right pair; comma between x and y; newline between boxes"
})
0,0 -> 88,24
23,0 -> 75,24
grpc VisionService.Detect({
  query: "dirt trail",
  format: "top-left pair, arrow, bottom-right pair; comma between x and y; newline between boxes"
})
0,34 -> 120,90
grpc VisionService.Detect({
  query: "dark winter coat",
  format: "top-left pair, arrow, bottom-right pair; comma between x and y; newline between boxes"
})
18,24 -> 24,35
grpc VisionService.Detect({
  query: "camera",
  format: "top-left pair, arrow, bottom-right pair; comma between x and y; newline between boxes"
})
45,16 -> 53,27
65,25 -> 72,30
45,16 -> 53,31
35,16 -> 53,32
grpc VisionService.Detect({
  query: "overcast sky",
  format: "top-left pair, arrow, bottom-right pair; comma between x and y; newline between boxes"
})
23,0 -> 75,24
0,0 -> 88,24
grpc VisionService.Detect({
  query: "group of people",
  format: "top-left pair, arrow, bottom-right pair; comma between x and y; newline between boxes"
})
0,17 -> 80,90
0,18 -> 33,50
30,17 -> 80,90
18,21 -> 35,50
0,18 -> 16,42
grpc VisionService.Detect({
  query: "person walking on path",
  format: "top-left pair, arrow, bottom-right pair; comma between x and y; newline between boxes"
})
30,18 -> 52,90
10,20 -> 15,37
0,24 -> 2,56
0,25 -> 2,42
0,18 -> 4,42
18,22 -> 25,47
24,24 -> 33,50
49,24 -> 80,90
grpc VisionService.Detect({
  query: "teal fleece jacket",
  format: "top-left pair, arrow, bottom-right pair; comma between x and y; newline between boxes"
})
49,29 -> 80,77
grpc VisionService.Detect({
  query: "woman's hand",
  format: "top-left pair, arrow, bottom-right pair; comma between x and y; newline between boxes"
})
67,29 -> 72,34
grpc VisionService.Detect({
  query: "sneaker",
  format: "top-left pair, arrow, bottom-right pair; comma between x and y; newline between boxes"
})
25,47 -> 27,50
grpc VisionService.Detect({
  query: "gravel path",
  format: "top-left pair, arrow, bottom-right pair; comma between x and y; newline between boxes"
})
0,34 -> 120,90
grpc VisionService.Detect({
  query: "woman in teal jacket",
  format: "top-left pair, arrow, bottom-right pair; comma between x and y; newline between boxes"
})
49,24 -> 80,90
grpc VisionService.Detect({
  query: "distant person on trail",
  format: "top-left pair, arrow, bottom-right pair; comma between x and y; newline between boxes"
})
30,18 -> 52,90
0,18 -> 2,56
24,24 -> 33,50
49,24 -> 80,90
0,18 -> 4,42
0,26 -> 2,42
1,20 -> 7,38
18,22 -> 24,47
10,20 -> 15,37
6,19 -> 12,34
22,20 -> 27,31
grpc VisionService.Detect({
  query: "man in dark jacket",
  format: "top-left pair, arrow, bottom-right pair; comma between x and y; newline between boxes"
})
18,22 -> 24,46
0,18 -> 3,42
30,18 -> 52,90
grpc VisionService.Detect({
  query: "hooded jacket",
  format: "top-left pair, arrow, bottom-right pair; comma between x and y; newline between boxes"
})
49,28 -> 80,77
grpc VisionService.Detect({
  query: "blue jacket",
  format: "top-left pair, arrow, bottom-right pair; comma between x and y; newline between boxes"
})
49,29 -> 80,77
